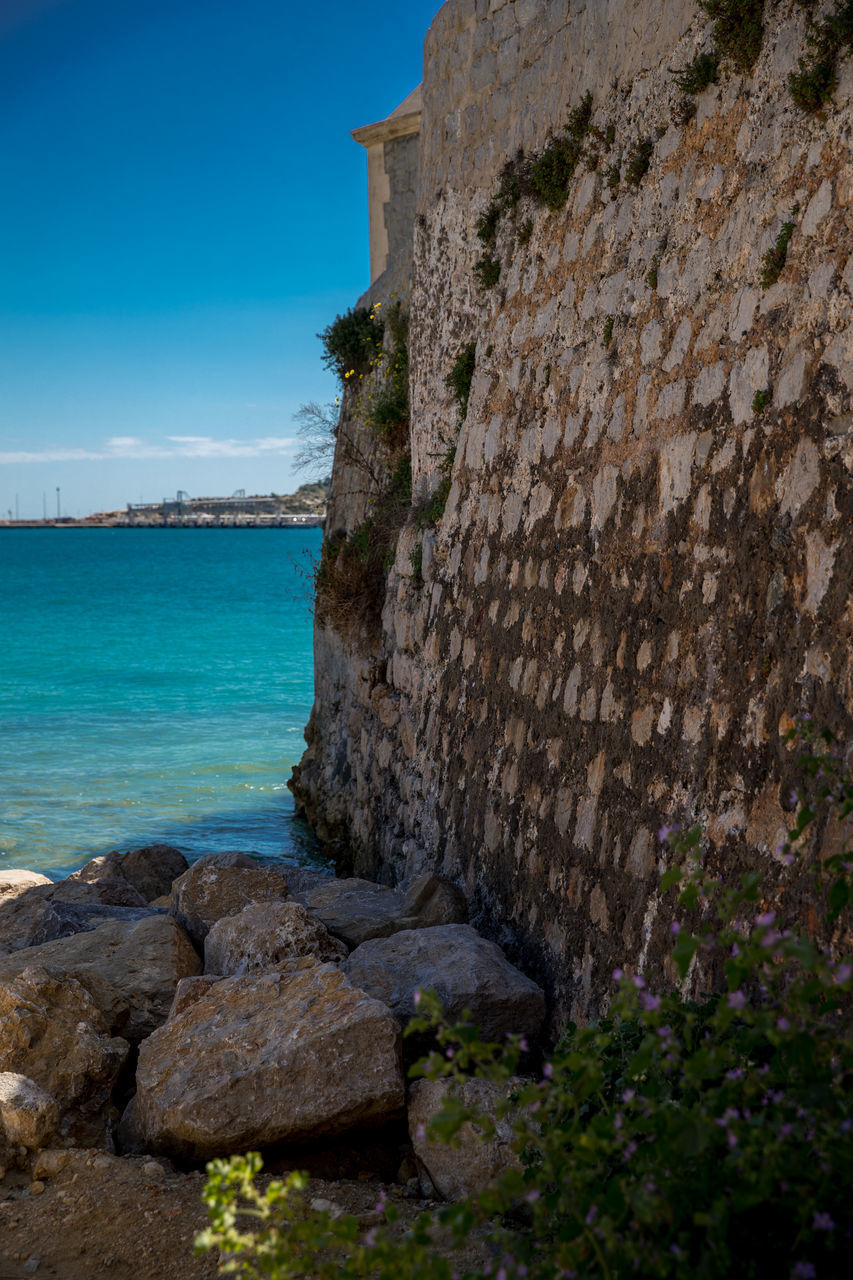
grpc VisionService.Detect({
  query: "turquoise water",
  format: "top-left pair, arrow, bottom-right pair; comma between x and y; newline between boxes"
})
0,527 -> 327,880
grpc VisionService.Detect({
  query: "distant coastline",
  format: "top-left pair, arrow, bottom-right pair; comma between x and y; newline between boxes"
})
0,480 -> 329,529
0,517 -> 324,529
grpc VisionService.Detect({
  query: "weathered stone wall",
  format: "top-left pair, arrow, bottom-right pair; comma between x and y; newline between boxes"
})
294,0 -> 853,1023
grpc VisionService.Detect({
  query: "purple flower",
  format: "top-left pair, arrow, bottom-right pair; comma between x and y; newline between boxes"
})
614,1112 -> 623,1130
671,920 -> 681,935
364,1230 -> 377,1248
375,1191 -> 387,1212
833,964 -> 852,985
727,990 -> 747,1011
543,1062 -> 553,1079
755,911 -> 776,927
632,974 -> 646,989
813,1212 -> 834,1231
726,1068 -> 744,1081
658,825 -> 674,842
777,1017 -> 790,1031
445,1048 -> 454,1059
585,1205 -> 598,1225
415,1123 -> 426,1141
518,1037 -> 529,1053
791,1263 -> 816,1280
840,1120 -> 852,1134
496,1270 -> 507,1280
622,1088 -> 635,1103
525,1189 -> 540,1204
640,992 -> 661,1012
613,968 -> 624,981
413,988 -> 422,1007
623,1141 -> 638,1161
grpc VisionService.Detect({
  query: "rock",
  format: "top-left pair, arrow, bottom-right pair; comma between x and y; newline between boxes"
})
408,1077 -> 522,1201
288,877 -> 405,947
0,967 -> 128,1143
289,873 -> 466,950
70,845 -> 189,903
400,874 -> 468,928
116,1096 -> 145,1156
170,861 -> 290,947
0,915 -> 201,1041
343,925 -> 546,1042
277,866 -> 334,896
0,870 -> 51,902
0,1074 -> 59,1150
0,890 -> 55,956
50,878 -> 148,908
117,845 -> 190,901
204,901 -> 348,975
168,974 -> 222,1019
193,851 -> 260,869
135,962 -> 405,1158
27,901 -> 164,947
31,1148 -> 73,1180
0,876 -> 150,955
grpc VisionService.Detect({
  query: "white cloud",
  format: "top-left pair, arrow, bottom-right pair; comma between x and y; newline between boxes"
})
0,434 -> 298,464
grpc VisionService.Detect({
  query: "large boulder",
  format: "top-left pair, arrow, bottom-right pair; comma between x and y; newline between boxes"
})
0,914 -> 201,1041
51,878 -> 148,908
408,1078 -> 523,1201
0,869 -> 51,902
343,924 -> 546,1043
70,844 -> 189,903
28,900 -> 164,947
0,875 -> 151,955
135,961 -> 405,1158
0,966 -> 128,1144
289,873 -> 468,950
204,900 -> 347,975
0,1072 -> 60,1150
170,861 -> 290,948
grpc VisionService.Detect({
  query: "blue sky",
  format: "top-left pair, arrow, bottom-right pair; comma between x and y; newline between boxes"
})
0,0 -> 440,517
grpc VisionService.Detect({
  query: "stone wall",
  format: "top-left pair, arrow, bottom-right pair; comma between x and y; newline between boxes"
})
293,0 -> 853,1024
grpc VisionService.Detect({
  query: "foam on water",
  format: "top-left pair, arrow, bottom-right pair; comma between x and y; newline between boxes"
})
0,527 -> 327,879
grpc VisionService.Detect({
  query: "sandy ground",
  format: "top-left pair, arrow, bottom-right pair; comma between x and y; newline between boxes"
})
0,1150 -> 488,1279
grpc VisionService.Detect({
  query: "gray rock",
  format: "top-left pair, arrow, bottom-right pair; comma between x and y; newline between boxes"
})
408,1077 -> 522,1201
290,872 -> 467,950
0,1073 -> 60,1151
135,962 -> 405,1158
70,845 -> 189,903
343,924 -> 546,1042
51,878 -> 147,909
0,876 -> 147,956
0,915 -> 202,1041
204,900 -> 347,975
28,902 -> 165,947
0,967 -> 128,1145
0,870 -> 51,903
400,874 -> 468,928
170,861 -> 290,948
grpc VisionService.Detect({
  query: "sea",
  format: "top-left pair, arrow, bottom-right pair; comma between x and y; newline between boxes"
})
0,526 -> 329,881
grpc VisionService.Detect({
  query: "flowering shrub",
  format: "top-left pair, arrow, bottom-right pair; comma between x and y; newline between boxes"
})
318,306 -> 384,384
197,720 -> 852,1278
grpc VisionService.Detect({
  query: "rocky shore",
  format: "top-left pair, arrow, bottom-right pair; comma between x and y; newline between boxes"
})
0,848 -> 545,1276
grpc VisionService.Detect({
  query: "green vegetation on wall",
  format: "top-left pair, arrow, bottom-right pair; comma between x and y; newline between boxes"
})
314,300 -> 413,635
318,305 -> 384,383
